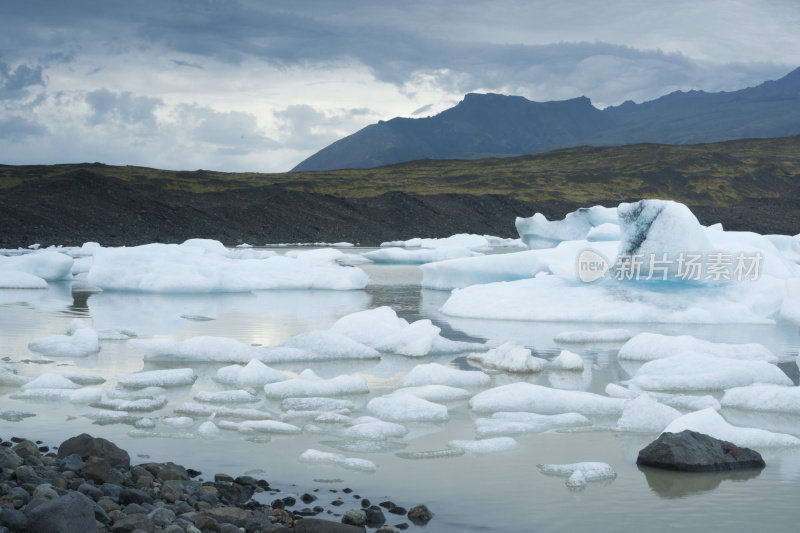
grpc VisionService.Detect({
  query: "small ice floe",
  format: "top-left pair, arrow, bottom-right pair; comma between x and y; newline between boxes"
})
339,416 -> 409,440
367,394 -> 448,422
721,383 -> 800,413
0,249 -> 74,281
263,369 -> 369,399
128,429 -> 195,439
468,342 -> 546,373
213,360 -> 290,388
537,462 -> 617,488
547,350 -> 585,371
21,372 -> 81,390
618,333 -> 778,363
604,384 -> 721,411
0,364 -> 30,387
0,271 -> 47,289
116,368 -> 197,389
106,386 -> 166,400
395,449 -> 465,460
194,389 -> 260,404
0,410 -> 36,422
398,363 -> 491,388
475,412 -> 590,438
281,397 -> 357,411
132,336 -> 256,363
28,320 -> 100,358
89,396 -> 168,413
198,420 -> 220,439
663,408 -> 800,447
627,353 -> 791,391
420,248 -> 550,290
280,330 -> 379,360
10,387 -> 102,403
553,329 -> 633,344
390,385 -> 471,402
173,402 -> 275,420
470,382 -> 625,416
223,420 -> 302,435
614,395 -> 682,433
96,328 -> 138,341
298,449 -> 377,472
163,416 -> 195,428
447,437 -> 519,454
362,246 -> 477,265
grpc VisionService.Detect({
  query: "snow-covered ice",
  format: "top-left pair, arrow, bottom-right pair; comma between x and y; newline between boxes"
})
0,250 -> 74,281
554,329 -> 633,344
28,321 -> 100,358
363,246 -> 477,265
515,205 -> 618,249
475,412 -> 589,438
0,271 -> 47,289
447,437 -> 519,454
339,416 -> 409,440
537,462 -> 617,488
390,385 -> 471,402
663,408 -> 800,447
548,350 -> 585,370
398,363 -> 491,388
194,390 -> 260,404
367,394 -> 448,422
614,394 -> 682,432
213,360 -> 290,388
298,449 -> 377,472
227,420 -> 302,435
627,353 -> 792,391
116,368 -> 197,389
281,397 -> 356,412
470,382 -> 625,415
721,384 -> 800,413
263,369 -> 369,398
468,343 -> 546,373
618,333 -> 778,363
198,421 -> 220,439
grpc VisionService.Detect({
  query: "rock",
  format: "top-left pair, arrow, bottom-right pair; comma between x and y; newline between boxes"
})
301,492 -> 317,504
111,513 -> 156,533
61,453 -> 83,472
81,455 -> 121,485
161,479 -> 187,503
14,464 -> 43,485
32,483 -> 59,500
365,506 -> 386,528
295,518 -> 368,532
148,507 -> 177,527
215,481 -> 254,505
119,487 -> 155,505
0,447 -> 23,470
342,509 -> 366,527
12,440 -> 40,459
58,433 -> 130,469
637,430 -> 766,472
25,492 -> 98,533
0,507 -> 29,531
407,505 -> 433,525
204,506 -> 251,527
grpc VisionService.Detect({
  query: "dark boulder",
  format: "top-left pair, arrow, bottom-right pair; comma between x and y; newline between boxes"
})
636,430 -> 766,472
294,518 -> 367,532
57,433 -> 130,469
24,492 -> 97,533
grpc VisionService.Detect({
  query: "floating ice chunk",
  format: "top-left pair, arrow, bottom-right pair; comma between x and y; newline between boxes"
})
10,387 -> 102,403
198,420 -> 220,438
234,420 -> 302,434
128,429 -> 195,439
0,271 -> 47,289
420,249 -> 550,290
163,416 -> 195,428
0,250 -> 74,281
380,234 -> 495,250
367,394 -> 448,422
281,330 -> 379,360
313,412 -> 352,424
0,365 -> 30,386
663,408 -> 800,447
468,343 -> 546,373
194,390 -> 260,404
106,386 -> 166,400
516,205 -> 618,249
554,329 -> 633,344
90,397 -> 168,412
87,244 -> 368,292
537,462 -> 617,488
133,336 -> 257,363
174,402 -> 274,420
604,383 -> 634,399
618,333 -> 777,363
263,369 -> 369,398
96,328 -> 137,341
475,412 -> 589,438
653,393 -> 721,412
721,384 -> 800,413
363,246 -> 478,264
281,397 -> 357,411
627,353 -> 792,391
396,449 -> 465,460
447,437 -> 518,454
0,410 -> 36,422
398,363 -> 491,388
470,382 -> 625,415
549,350 -> 585,371
614,395 -> 682,432
21,372 -> 81,390
28,326 -> 100,358
340,416 -> 409,440
135,417 -> 156,428
781,278 -> 800,324
391,385 -> 471,402
587,223 -> 620,242
117,368 -> 197,389
298,449 -> 377,472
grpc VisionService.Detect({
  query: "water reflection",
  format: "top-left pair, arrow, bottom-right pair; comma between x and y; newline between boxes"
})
639,465 -> 762,498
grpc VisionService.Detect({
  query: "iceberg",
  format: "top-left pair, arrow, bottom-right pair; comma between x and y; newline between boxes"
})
263,369 -> 369,398
470,382 -> 625,415
213,360 -> 290,388
614,394 -> 682,433
10,387 -> 102,403
537,462 -> 617,488
447,437 -> 519,454
398,362 -> 491,388
390,385 -> 471,402
362,246 -> 477,265
475,412 -> 589,438
194,390 -> 260,404
515,205 -> 618,249
627,353 -> 792,391
721,384 -> 800,413
87,243 -> 368,292
553,329 -> 633,344
467,342 -> 546,373
0,271 -> 47,289
116,368 -> 197,389
280,397 -> 356,411
618,333 -> 778,363
298,449 -> 377,472
663,408 -> 800,447
380,234 -> 498,251
339,416 -> 409,440
28,323 -> 100,358
548,350 -> 585,371
367,394 -> 448,422
0,250 -> 74,281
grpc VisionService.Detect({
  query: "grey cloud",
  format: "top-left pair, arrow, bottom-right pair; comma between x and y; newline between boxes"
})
0,114 -> 46,140
85,89 -> 162,127
273,104 -> 378,150
174,103 -> 277,152
0,61 -> 45,100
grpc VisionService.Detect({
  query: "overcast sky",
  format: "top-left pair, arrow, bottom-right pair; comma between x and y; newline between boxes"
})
1,0 -> 799,172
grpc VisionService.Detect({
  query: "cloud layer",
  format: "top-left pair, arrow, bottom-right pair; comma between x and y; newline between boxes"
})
1,0 -> 798,171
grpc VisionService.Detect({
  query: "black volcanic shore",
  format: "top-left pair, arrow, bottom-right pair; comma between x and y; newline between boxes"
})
0,433 -> 433,532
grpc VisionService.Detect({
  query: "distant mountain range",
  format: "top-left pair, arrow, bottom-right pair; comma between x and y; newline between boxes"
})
292,67 -> 800,171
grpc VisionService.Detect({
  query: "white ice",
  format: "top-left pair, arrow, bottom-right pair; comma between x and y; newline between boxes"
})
468,342 -> 546,373
537,462 -> 617,488
198,421 -> 220,439
116,368 -> 197,389
475,412 -> 589,438
281,330 -> 379,360
90,396 -> 168,412
390,385 -> 471,402
28,321 -> 100,358
263,369 -> 369,398
339,416 -> 409,440
10,387 -> 102,403
87,243 -> 368,292
663,408 -> 800,447
280,397 -> 356,411
298,449 -> 377,472
721,383 -> 800,413
363,246 -> 477,265
626,353 -> 792,391
398,362 -> 491,388
470,382 -> 625,415
173,402 -> 274,420
213,360 -> 290,388
21,372 -> 81,390
367,394 -> 448,422
614,394 -> 682,433
194,390 -> 260,404
380,234 -> 501,251
553,329 -> 633,344
447,437 -> 519,454
0,250 -> 74,281
229,420 -> 302,435
163,416 -> 195,428
0,271 -> 47,289
548,350 -> 585,371
515,205 -> 618,249
618,332 -> 778,363
0,364 -> 30,386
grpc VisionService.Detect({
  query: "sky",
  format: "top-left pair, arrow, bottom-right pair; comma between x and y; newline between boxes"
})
1,0 -> 799,173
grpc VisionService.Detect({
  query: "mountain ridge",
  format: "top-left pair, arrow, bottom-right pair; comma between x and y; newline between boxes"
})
293,67 -> 800,171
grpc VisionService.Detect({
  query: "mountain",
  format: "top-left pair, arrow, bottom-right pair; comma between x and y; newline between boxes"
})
292,67 -> 800,171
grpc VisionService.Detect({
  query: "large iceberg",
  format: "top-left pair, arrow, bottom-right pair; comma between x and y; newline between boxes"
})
0,250 -> 74,281
721,384 -> 800,413
515,205 -> 618,249
663,408 -> 800,447
263,369 -> 369,398
87,243 -> 368,292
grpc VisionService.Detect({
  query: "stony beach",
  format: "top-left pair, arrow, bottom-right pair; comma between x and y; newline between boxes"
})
0,433 -> 434,533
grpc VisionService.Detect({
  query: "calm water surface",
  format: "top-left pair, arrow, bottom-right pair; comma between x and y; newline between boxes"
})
1,247 -> 800,532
